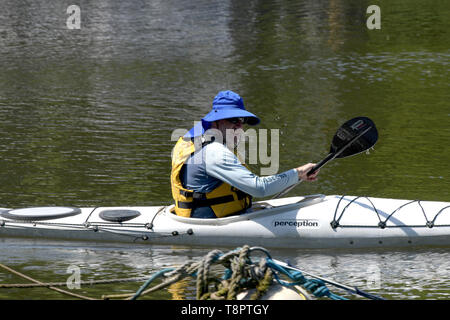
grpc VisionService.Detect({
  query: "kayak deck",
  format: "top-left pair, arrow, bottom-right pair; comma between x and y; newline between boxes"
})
1,195 -> 450,249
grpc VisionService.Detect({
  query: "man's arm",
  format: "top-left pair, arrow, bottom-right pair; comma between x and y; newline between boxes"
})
204,143 -> 299,198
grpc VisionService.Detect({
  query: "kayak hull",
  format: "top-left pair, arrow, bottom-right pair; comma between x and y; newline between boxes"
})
1,195 -> 450,249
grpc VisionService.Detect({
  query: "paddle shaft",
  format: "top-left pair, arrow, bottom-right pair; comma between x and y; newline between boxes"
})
272,125 -> 373,199
307,125 -> 373,175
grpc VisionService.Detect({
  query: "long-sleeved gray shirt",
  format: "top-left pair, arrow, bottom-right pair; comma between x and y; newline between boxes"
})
182,142 -> 298,198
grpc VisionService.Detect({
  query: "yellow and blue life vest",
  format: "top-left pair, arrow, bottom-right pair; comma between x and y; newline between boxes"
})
170,137 -> 252,218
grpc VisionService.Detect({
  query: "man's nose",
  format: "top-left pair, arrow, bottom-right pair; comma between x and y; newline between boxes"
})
234,121 -> 243,129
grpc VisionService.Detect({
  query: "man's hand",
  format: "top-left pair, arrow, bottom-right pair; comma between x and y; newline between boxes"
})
295,163 -> 320,181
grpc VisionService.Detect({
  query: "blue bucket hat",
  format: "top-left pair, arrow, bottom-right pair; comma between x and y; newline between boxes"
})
185,90 -> 260,138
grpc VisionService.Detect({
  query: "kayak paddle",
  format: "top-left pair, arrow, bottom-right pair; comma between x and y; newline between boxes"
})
273,116 -> 378,199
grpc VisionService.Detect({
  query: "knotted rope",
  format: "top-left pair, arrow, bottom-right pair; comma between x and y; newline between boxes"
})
1,245 -> 353,300
111,245 -> 274,300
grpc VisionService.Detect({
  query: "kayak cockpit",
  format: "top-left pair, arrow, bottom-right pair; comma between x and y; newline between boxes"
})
164,194 -> 326,226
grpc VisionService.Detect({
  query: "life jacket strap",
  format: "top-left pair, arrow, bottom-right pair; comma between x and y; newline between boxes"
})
179,189 -> 194,197
177,195 -> 235,209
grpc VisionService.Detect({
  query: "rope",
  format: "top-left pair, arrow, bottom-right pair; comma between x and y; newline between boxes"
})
0,276 -> 151,288
123,245 -> 347,300
1,246 -> 356,300
196,249 -> 222,299
225,245 -> 249,300
107,245 -> 275,300
130,268 -> 175,300
265,258 -> 347,300
0,263 -> 97,300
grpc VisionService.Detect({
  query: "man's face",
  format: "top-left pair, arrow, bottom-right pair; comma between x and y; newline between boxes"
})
213,118 -> 245,147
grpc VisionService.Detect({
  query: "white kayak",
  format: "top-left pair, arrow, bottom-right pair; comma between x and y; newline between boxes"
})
1,194 -> 449,249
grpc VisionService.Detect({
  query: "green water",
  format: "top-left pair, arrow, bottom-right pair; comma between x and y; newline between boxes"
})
0,0 -> 449,300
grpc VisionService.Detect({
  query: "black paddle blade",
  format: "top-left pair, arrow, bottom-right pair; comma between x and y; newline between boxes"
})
274,116 -> 379,198
331,117 -> 378,158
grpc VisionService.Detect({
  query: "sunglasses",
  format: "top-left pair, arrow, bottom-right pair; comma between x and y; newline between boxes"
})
227,117 -> 248,124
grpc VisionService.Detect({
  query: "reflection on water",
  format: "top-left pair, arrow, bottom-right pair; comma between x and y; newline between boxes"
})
2,239 -> 450,300
0,0 -> 449,299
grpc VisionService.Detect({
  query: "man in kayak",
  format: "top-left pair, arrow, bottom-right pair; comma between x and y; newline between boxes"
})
171,90 -> 319,218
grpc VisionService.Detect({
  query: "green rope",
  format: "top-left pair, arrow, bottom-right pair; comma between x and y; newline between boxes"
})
226,245 -> 250,299
129,245 -> 348,300
250,268 -> 273,300
265,258 -> 347,300
130,268 -> 174,300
